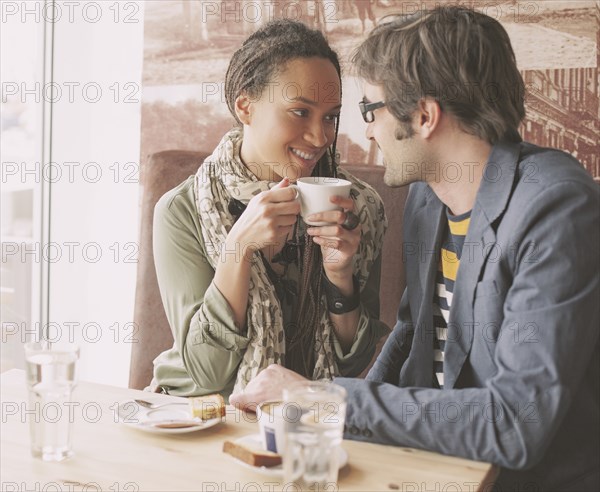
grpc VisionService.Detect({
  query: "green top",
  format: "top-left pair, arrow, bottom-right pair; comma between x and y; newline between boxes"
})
151,176 -> 389,398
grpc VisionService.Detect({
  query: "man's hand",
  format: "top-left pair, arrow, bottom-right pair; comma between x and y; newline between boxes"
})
229,364 -> 307,411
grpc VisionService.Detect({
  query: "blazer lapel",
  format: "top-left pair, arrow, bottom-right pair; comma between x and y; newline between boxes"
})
403,187 -> 445,387
444,141 -> 521,389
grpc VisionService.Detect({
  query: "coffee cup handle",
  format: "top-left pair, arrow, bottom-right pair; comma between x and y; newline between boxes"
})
288,184 -> 300,201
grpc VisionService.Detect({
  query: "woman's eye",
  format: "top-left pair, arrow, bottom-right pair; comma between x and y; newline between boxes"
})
325,113 -> 340,123
291,109 -> 308,117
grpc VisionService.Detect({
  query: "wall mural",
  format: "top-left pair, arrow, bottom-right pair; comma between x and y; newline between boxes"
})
140,0 -> 599,180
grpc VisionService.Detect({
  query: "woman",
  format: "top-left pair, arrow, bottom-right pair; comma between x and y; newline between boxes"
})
151,19 -> 388,398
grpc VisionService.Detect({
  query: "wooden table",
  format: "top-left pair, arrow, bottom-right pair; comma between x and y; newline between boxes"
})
1,370 -> 497,491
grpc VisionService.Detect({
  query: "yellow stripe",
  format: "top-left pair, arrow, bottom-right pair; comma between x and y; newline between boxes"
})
441,248 -> 459,281
448,217 -> 470,236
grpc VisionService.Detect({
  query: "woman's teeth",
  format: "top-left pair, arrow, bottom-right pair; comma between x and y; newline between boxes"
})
291,148 -> 317,161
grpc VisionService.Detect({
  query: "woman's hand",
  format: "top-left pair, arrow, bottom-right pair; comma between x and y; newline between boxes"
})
227,178 -> 300,259
306,195 -> 361,280
214,178 -> 299,329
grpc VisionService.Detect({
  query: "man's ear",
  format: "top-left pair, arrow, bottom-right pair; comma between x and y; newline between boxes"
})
416,98 -> 441,139
234,93 -> 253,125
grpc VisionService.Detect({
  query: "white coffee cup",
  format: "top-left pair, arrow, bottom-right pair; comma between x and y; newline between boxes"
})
257,400 -> 287,454
290,177 -> 352,226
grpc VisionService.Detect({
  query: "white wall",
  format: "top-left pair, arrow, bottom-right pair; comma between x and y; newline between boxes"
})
49,1 -> 144,386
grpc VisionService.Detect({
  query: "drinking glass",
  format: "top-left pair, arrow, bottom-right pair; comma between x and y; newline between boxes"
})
282,381 -> 347,489
24,341 -> 79,461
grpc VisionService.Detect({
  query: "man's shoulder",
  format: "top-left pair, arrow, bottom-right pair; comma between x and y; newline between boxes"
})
498,143 -> 599,235
516,142 -> 596,191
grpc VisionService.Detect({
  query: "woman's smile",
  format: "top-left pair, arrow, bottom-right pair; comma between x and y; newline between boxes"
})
290,146 -> 321,169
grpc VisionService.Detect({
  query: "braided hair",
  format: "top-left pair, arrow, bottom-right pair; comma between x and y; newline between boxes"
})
224,20 -> 342,377
225,19 -> 341,176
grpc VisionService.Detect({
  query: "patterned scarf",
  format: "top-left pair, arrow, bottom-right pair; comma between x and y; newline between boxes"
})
194,128 -> 386,392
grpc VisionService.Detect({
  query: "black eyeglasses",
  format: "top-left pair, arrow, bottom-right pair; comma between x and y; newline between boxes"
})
359,97 -> 386,123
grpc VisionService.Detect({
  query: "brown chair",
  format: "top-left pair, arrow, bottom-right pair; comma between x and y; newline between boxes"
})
344,165 -> 408,332
129,150 -> 210,390
129,152 -> 408,389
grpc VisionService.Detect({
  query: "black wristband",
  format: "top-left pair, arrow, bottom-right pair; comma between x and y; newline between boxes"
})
322,273 -> 360,315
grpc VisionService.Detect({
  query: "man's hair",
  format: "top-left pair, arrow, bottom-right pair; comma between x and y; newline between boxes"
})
225,19 -> 341,124
352,6 -> 525,144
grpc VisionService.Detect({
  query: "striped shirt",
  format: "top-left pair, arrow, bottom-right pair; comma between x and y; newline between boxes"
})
433,209 -> 472,388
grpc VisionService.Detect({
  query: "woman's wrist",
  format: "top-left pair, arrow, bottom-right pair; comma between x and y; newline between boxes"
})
225,228 -> 256,263
217,239 -> 248,266
323,267 -> 354,296
322,271 -> 360,315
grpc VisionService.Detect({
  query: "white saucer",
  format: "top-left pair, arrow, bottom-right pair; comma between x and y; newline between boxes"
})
229,434 -> 348,477
116,400 -> 222,435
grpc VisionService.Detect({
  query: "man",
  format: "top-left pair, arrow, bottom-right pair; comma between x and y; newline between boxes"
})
230,6 -> 599,491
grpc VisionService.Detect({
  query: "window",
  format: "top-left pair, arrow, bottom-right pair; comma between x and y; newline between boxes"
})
1,0 -> 49,371
1,1 -> 144,386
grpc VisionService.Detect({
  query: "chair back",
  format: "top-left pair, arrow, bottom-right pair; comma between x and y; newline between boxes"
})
129,154 -> 407,389
129,150 -> 209,389
342,165 -> 408,331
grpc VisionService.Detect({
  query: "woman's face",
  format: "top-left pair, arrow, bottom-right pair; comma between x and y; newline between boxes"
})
237,57 -> 341,181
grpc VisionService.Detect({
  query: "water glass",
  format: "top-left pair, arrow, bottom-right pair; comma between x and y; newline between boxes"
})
24,342 -> 80,461
282,381 -> 347,489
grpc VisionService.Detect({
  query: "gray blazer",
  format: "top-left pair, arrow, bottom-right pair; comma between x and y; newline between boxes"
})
336,141 -> 599,491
